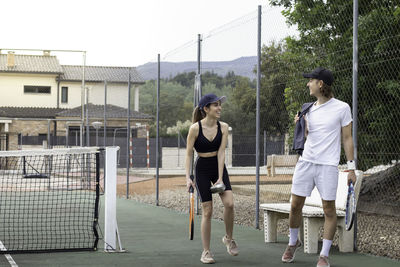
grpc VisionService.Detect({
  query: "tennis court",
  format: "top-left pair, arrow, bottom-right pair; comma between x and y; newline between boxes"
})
1,198 -> 398,267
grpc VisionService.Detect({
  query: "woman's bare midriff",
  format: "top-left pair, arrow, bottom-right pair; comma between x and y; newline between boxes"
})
197,151 -> 218,158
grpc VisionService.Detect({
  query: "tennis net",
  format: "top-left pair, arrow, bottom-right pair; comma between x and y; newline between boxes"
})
0,147 -> 100,253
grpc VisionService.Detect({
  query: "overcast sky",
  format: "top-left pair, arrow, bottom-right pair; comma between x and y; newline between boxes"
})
1,0 -> 296,67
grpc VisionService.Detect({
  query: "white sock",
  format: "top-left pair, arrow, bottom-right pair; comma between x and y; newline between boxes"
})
320,239 -> 333,257
289,228 -> 299,246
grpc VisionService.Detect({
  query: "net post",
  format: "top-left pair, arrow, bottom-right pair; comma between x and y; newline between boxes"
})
104,146 -> 124,252
93,151 -> 100,249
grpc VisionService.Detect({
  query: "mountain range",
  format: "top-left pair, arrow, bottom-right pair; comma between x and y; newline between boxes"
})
136,56 -> 257,80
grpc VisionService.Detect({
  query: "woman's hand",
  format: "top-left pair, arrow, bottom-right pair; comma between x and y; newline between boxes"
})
186,177 -> 196,192
215,178 -> 224,186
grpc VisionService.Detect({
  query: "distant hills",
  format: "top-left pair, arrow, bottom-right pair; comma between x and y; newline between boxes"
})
136,56 -> 257,80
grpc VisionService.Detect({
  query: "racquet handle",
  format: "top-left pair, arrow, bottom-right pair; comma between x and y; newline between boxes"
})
189,175 -> 194,193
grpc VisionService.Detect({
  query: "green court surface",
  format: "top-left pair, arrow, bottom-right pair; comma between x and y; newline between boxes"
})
2,197 -> 399,267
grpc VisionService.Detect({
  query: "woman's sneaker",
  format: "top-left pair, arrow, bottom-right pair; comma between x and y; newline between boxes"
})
281,239 -> 302,263
200,250 -> 215,264
222,235 -> 239,256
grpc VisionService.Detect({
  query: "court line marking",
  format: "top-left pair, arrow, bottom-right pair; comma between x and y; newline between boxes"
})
0,240 -> 18,267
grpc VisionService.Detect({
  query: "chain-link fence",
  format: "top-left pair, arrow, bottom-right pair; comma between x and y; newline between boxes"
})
124,1 -> 400,260
259,0 -> 400,259
7,1 -> 392,260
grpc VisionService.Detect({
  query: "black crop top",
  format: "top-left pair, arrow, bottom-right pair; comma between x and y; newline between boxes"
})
193,121 -> 222,153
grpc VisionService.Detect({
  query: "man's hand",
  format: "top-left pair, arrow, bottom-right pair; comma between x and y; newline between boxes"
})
347,170 -> 357,186
294,112 -> 300,124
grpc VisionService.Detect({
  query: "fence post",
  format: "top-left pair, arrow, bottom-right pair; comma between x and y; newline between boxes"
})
352,0 -> 359,251
156,53 -> 160,206
255,5 -> 262,229
126,68 -> 131,199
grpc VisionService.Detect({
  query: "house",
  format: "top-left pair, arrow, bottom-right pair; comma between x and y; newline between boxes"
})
59,65 -> 144,110
0,50 -> 152,150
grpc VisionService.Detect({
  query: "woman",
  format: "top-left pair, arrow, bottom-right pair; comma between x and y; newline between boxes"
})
185,93 -> 239,264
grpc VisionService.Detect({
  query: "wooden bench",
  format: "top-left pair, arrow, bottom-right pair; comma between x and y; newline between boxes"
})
260,171 -> 363,253
266,154 -> 299,177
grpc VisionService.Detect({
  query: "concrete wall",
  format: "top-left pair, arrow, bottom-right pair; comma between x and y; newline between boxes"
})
162,147 -> 186,168
6,120 -> 52,150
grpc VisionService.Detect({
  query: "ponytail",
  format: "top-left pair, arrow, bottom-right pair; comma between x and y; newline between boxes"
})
192,106 -> 205,123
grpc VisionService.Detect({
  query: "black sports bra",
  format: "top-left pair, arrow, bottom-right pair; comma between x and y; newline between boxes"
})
193,121 -> 222,153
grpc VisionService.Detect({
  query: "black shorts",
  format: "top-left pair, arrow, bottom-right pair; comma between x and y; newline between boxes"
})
195,156 -> 232,202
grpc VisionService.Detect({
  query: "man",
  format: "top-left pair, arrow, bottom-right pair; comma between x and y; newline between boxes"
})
281,67 -> 357,267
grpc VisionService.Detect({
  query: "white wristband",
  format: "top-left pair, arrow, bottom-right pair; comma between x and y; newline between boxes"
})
347,160 -> 356,171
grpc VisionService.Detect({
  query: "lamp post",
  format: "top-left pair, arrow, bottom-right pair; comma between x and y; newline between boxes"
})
92,121 -> 103,147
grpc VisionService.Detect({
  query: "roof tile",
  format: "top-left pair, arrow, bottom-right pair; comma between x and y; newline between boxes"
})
60,65 -> 145,83
56,103 -> 153,119
0,54 -> 63,73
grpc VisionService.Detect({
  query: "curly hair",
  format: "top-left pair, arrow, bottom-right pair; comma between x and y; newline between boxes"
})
320,82 -> 333,98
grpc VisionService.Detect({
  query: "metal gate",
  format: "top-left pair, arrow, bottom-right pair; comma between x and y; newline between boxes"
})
0,134 -> 8,151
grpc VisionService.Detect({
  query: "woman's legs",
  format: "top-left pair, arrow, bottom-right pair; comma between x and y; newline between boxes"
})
201,201 -> 213,251
219,190 -> 239,256
219,190 -> 234,239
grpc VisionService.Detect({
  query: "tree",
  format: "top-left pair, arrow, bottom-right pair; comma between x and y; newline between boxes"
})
270,0 -> 400,170
139,80 -> 193,132
225,42 -> 291,137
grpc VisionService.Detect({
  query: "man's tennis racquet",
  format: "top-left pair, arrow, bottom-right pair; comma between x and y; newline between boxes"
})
345,181 -> 356,231
189,175 -> 195,240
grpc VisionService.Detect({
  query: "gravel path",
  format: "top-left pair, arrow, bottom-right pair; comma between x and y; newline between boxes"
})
129,188 -> 400,260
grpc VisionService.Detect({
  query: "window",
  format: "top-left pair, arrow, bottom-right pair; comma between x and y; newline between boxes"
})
24,85 -> 51,94
61,87 -> 68,103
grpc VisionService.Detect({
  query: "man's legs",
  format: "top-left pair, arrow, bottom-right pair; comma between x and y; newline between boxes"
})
282,194 -> 306,263
316,200 -> 336,267
289,194 -> 306,242
320,200 -> 337,256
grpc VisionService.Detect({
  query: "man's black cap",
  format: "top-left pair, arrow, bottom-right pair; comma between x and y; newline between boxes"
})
303,67 -> 334,86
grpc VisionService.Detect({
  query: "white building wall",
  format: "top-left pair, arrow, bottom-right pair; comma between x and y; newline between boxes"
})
59,82 -> 81,108
90,82 -> 129,109
0,73 -> 140,110
59,81 -> 136,109
0,73 -> 58,107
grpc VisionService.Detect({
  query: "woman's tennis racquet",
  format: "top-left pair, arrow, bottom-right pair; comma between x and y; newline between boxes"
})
189,175 -> 195,240
345,181 -> 356,231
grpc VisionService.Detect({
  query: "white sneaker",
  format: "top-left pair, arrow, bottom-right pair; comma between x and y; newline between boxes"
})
316,255 -> 330,267
281,239 -> 302,263
222,235 -> 239,256
200,250 -> 215,264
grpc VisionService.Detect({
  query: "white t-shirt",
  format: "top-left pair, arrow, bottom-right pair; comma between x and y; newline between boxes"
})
301,98 -> 352,166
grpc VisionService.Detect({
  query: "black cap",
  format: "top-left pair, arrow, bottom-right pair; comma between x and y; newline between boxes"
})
303,67 -> 334,86
198,93 -> 226,109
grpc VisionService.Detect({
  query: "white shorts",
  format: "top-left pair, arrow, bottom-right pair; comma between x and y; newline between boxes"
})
291,159 -> 339,201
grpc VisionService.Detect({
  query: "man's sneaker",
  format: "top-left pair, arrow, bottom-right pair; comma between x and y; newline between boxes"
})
200,250 -> 215,264
316,255 -> 330,267
281,239 -> 302,263
222,235 -> 239,256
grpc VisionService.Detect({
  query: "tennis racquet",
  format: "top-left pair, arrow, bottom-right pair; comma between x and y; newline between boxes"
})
189,175 -> 195,240
345,181 -> 356,231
